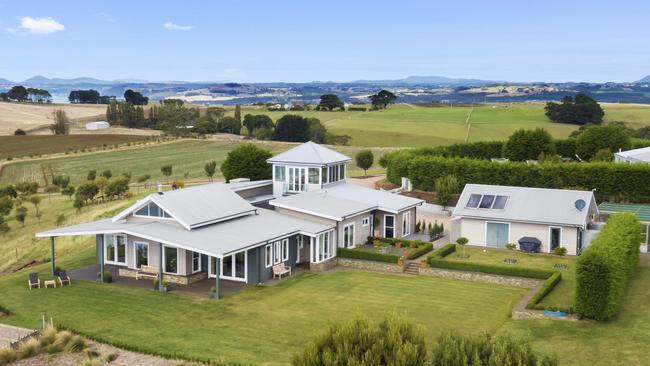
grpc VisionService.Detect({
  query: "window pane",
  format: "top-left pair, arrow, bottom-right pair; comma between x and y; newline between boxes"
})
265,245 -> 272,266
211,256 -> 217,275
117,236 -> 126,263
135,205 -> 148,216
479,195 -> 495,209
308,168 -> 319,184
282,240 -> 289,261
192,252 -> 200,272
466,194 -> 481,208
135,243 -> 148,268
235,252 -> 246,278
222,255 -> 233,277
321,167 -> 328,183
105,235 -> 115,262
149,202 -> 161,217
339,164 -> 345,180
164,247 -> 177,273
492,196 -> 508,209
274,166 -> 285,182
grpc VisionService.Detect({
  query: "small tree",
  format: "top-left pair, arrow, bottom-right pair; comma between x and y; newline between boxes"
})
204,161 -> 217,181
591,148 -> 613,162
27,195 -> 41,215
434,175 -> 459,209
221,144 -> 273,182
87,170 -> 97,181
161,165 -> 173,179
52,175 -> 70,189
55,213 -> 66,227
15,206 -> 27,226
0,196 -> 13,216
0,215 -> 9,235
292,313 -> 427,366
456,237 -> 468,259
50,110 -> 70,135
61,185 -> 76,200
100,170 -> 112,179
355,150 -> 374,176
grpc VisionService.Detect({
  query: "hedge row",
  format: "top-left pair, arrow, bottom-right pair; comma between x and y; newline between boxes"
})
387,154 -> 650,202
428,243 -> 457,259
427,257 -> 554,279
575,213 -> 642,320
526,272 -> 563,310
407,243 -> 433,260
337,247 -> 400,264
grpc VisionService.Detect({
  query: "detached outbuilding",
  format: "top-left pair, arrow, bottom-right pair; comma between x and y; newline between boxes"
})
85,121 -> 110,131
450,184 -> 599,255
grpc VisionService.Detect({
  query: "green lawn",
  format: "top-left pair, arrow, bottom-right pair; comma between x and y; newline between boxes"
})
0,256 -> 526,365
443,246 -> 576,308
500,266 -> 650,366
0,140 -> 394,185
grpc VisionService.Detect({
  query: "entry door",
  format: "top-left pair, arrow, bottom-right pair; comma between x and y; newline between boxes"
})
550,227 -> 561,251
486,222 -> 509,248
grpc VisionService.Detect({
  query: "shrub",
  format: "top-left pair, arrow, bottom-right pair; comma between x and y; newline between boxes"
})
386,154 -> 650,203
427,257 -> 554,279
337,247 -> 400,263
407,242 -> 433,260
527,272 -> 562,309
17,337 -> 40,359
429,243 -> 456,259
434,175 -> 459,208
0,348 -> 17,365
54,330 -> 73,347
47,344 -> 63,354
575,213 -> 642,320
431,332 -> 558,366
39,326 -> 58,346
65,335 -> 85,353
347,106 -> 368,111
503,128 -> 556,161
105,352 -> 118,362
292,313 -> 427,366
221,143 -> 273,182
553,246 -> 567,256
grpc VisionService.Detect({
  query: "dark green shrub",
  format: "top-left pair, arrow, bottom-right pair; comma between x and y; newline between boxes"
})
407,243 -> 433,259
527,272 -> 562,309
429,243 -> 456,259
431,332 -> 558,366
575,213 -> 642,320
337,247 -> 400,263
427,258 -> 554,279
292,313 -> 427,366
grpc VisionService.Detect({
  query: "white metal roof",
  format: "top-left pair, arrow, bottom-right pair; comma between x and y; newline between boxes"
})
112,183 -> 257,230
270,184 -> 424,220
452,184 -> 598,227
615,146 -> 650,163
37,209 -> 333,258
267,141 -> 351,166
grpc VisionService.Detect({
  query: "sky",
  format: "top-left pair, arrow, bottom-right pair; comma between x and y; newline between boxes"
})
0,0 -> 649,83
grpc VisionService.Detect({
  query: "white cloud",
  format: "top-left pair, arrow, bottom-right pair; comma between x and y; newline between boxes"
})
19,16 -> 64,34
163,21 -> 192,31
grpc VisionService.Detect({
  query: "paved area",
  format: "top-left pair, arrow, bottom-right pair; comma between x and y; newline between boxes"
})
0,323 -> 36,348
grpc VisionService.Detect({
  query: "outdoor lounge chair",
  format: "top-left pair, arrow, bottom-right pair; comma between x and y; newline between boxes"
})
136,265 -> 159,280
272,263 -> 292,279
57,270 -> 71,286
28,273 -> 40,290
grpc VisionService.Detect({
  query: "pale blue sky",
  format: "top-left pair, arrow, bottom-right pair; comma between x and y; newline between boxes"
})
0,0 -> 648,83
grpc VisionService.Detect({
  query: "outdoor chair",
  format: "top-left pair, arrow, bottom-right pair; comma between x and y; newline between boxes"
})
272,263 -> 292,279
28,273 -> 40,290
57,270 -> 71,286
136,265 -> 160,280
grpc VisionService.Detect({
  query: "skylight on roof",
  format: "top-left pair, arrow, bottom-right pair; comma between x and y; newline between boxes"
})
466,194 -> 508,210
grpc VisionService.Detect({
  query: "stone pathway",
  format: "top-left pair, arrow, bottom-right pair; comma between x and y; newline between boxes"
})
0,323 -> 36,349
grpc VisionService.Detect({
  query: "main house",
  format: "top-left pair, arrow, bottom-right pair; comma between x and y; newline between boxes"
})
36,142 -> 424,297
450,184 -> 599,255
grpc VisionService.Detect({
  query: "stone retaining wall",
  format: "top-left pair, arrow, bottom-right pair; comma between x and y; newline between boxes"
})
338,258 -> 404,273
419,267 -> 539,288
118,268 -> 207,285
310,257 -> 338,272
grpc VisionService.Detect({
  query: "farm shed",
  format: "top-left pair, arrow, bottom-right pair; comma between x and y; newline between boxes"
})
85,121 -> 110,131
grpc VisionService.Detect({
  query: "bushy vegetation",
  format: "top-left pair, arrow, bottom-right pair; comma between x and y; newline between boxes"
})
387,153 -> 650,202
337,247 -> 400,263
220,143 -> 273,182
545,93 -> 604,125
292,313 -> 427,366
527,272 -> 563,311
575,213 -> 642,320
503,128 -> 556,161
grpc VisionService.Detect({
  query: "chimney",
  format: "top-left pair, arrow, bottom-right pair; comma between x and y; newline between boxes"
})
157,182 -> 163,195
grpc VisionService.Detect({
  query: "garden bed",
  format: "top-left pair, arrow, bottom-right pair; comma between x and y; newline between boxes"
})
427,244 -> 575,309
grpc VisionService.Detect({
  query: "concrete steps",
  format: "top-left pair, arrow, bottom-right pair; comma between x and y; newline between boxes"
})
404,262 -> 420,275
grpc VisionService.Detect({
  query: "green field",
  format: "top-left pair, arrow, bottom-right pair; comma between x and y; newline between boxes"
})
443,246 -> 576,308
233,103 -> 650,147
0,135 -> 150,159
0,140 -> 394,185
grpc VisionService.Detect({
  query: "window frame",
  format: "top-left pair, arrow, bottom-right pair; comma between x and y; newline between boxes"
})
282,239 -> 289,261
402,211 -> 411,237
308,167 -> 320,184
265,244 -> 272,268
162,245 -> 179,275
273,241 -> 282,264
384,214 -> 395,238
274,165 -> 285,182
103,234 -> 127,265
361,217 -> 370,227
133,201 -> 173,219
133,241 -> 149,269
343,223 -> 355,248
192,251 -> 201,273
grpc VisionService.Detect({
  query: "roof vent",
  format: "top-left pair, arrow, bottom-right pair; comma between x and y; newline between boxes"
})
574,199 -> 586,211
157,182 -> 163,195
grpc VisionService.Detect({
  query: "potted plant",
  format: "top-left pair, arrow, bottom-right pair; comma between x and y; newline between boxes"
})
372,237 -> 381,246
96,271 -> 112,283
397,256 -> 405,267
420,258 -> 428,269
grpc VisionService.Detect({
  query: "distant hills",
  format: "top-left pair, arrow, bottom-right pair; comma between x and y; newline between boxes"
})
636,75 -> 650,83
351,75 -> 501,86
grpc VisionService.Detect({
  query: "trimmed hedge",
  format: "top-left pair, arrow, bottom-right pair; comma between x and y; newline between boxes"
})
429,243 -> 457,259
407,242 -> 433,260
575,213 -> 642,320
337,247 -> 400,264
427,257 -> 554,280
387,153 -> 650,203
527,272 -> 563,310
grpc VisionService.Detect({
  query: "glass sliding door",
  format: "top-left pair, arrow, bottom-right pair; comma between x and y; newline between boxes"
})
486,222 -> 509,248
219,251 -> 247,282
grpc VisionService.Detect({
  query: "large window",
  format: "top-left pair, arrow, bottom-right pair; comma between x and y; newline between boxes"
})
402,211 -> 411,237
134,241 -> 148,268
163,246 -> 178,274
308,168 -> 320,184
343,223 -> 355,248
282,239 -> 289,261
265,244 -> 272,268
321,167 -> 329,184
274,241 -> 282,264
134,202 -> 172,218
312,231 -> 335,262
274,165 -> 285,182
288,167 -> 306,192
384,215 -> 395,238
104,234 -> 126,265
